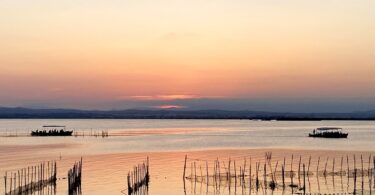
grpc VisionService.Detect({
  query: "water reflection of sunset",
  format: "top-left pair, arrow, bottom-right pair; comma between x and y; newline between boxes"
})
1,144 -> 374,195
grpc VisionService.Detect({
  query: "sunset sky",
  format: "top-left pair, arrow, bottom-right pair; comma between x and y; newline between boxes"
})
1,0 -> 375,112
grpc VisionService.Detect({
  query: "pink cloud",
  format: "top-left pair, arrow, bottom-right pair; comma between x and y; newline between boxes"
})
124,95 -> 200,100
151,105 -> 186,109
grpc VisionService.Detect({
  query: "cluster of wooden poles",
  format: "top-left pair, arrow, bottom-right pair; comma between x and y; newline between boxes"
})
3,161 -> 57,195
73,130 -> 109,137
68,158 -> 82,195
183,153 -> 375,194
127,157 -> 150,195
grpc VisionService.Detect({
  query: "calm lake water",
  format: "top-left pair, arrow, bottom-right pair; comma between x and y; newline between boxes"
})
0,119 -> 374,194
1,119 -> 375,152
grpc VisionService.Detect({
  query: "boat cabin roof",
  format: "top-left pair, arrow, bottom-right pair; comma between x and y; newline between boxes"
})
316,127 -> 342,131
42,125 -> 66,128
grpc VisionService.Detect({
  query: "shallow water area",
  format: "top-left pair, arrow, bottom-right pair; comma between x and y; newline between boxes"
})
0,119 -> 374,194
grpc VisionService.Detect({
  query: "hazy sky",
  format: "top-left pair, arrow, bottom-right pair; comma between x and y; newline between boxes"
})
1,0 -> 375,112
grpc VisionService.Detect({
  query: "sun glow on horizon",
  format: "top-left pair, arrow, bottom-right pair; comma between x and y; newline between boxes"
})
151,105 -> 186,109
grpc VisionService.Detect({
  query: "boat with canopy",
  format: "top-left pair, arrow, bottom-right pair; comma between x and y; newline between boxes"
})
308,127 -> 348,138
31,125 -> 73,136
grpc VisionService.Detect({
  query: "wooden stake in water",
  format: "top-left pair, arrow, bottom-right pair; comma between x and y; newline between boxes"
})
256,162 -> 259,189
264,163 -> 267,188
218,160 -> 221,181
206,161 -> 209,184
200,165 -> 203,181
303,164 -> 306,194
361,154 -> 364,192
183,155 -> 187,179
14,172 -> 16,193
213,160 -> 217,181
4,172 -> 7,194
291,154 -> 294,185
361,154 -> 364,177
298,156 -> 301,179
282,165 -> 285,187
291,154 -> 294,174
341,156 -> 344,176
354,168 -> 357,193
234,160 -> 237,186
324,157 -> 329,177
307,156 -> 311,175
10,172 -> 12,194
194,162 -> 197,182
249,157 -> 252,189
274,160 -> 278,183
228,159 -> 231,183
368,155 -> 371,177
347,155 -> 350,179
190,162 -> 193,181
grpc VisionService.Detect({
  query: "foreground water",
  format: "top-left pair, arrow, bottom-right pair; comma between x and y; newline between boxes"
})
0,119 -> 374,194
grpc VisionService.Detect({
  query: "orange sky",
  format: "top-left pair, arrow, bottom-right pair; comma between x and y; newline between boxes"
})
1,0 -> 375,110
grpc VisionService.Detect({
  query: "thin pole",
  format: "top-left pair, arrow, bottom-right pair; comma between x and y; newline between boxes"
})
4,172 -> 7,194
183,155 -> 187,180
368,155 -> 371,177
249,157 -> 252,189
282,165 -> 285,187
307,156 -> 311,175
324,157 -> 329,177
361,154 -> 364,177
264,163 -> 266,189
341,156 -> 343,176
194,162 -> 197,182
347,155 -> 350,179
317,156 -> 320,175
234,159 -> 238,193
354,168 -> 357,193
206,161 -> 209,184
298,156 -> 301,180
333,158 -> 335,174
218,160 -> 221,181
303,164 -> 306,194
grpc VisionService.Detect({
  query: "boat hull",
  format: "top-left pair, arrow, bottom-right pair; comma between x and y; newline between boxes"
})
308,133 -> 348,138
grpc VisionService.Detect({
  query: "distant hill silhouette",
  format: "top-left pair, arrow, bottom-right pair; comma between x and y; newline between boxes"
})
1,107 -> 375,120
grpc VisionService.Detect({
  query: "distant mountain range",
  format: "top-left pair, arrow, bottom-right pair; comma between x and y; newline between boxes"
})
1,107 -> 375,120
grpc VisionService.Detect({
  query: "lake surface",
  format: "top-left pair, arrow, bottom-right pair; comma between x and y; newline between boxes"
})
1,119 -> 375,152
0,119 -> 374,194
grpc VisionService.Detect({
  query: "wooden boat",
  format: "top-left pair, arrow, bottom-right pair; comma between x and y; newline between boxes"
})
31,125 -> 73,136
309,127 -> 348,138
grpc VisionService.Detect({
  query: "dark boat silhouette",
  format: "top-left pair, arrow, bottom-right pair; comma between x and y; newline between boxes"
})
308,127 -> 348,138
31,125 -> 73,136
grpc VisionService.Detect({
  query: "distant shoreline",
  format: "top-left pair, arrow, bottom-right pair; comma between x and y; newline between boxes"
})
1,107 -> 375,120
0,116 -> 375,121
